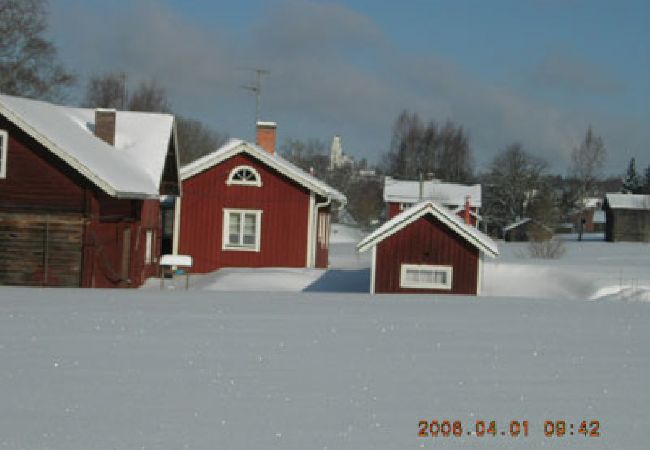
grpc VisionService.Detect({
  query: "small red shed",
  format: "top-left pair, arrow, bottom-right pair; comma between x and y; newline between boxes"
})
357,201 -> 498,295
0,94 -> 180,288
177,123 -> 346,273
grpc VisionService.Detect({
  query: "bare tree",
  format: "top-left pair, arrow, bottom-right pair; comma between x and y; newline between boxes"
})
176,116 -> 228,165
83,71 -> 227,165
384,110 -> 473,182
83,72 -> 127,109
280,138 -> 329,176
570,126 -> 606,201
485,143 -> 548,227
0,0 -> 74,100
128,78 -> 170,113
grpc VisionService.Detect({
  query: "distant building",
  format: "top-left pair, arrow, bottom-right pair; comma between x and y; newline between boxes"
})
383,176 -> 482,227
502,218 -> 553,242
357,201 -> 498,295
603,193 -> 650,242
329,135 -> 354,170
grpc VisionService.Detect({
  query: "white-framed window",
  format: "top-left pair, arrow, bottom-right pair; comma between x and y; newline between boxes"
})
144,229 -> 154,264
223,209 -> 262,251
226,165 -> 262,187
399,202 -> 413,211
0,130 -> 7,179
400,264 -> 453,290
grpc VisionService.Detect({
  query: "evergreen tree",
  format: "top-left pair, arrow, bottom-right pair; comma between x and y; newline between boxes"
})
622,158 -> 642,194
644,164 -> 650,194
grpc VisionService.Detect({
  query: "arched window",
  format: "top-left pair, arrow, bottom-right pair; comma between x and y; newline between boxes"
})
226,165 -> 262,187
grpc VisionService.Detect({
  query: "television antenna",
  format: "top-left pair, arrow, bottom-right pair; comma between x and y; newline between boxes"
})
240,67 -> 270,124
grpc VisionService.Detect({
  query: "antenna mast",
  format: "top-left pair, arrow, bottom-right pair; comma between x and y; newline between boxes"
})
240,67 -> 270,124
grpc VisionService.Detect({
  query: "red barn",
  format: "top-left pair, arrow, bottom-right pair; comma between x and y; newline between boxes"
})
383,176 -> 482,226
177,123 -> 346,273
0,94 -> 180,288
357,201 -> 498,295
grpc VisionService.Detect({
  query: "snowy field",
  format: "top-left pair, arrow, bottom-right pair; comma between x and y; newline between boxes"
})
1,225 -> 650,449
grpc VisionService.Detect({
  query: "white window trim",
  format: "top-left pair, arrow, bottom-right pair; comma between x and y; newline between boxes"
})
400,264 -> 453,290
145,229 -> 154,264
226,165 -> 262,187
0,130 -> 7,179
222,208 -> 262,252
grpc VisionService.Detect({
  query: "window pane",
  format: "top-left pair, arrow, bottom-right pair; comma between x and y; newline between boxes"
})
434,271 -> 447,284
229,213 -> 241,244
243,214 -> 256,245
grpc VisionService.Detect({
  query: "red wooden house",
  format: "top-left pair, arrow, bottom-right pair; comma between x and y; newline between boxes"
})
177,122 -> 346,273
383,176 -> 482,226
357,201 -> 498,295
0,94 -> 180,288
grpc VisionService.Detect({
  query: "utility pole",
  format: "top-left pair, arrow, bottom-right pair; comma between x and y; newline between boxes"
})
240,68 -> 270,125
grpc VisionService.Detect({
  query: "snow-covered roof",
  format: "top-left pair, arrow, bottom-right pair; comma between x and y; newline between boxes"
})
357,200 -> 498,257
605,193 -> 650,210
0,94 -> 176,198
383,176 -> 481,207
181,139 -> 347,203
503,217 -> 531,232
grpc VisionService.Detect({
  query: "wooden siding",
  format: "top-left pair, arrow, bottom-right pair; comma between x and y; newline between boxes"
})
605,208 -> 650,242
0,114 -> 163,288
179,153 -> 311,273
374,214 -> 479,295
0,117 -> 87,212
0,213 -> 83,286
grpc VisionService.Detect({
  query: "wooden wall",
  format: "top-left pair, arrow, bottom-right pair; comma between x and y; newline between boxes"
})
179,153 -> 311,273
605,209 -> 650,242
374,214 -> 479,295
0,115 -> 162,288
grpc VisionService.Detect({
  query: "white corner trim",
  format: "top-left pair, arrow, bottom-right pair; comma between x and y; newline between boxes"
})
477,253 -> 484,295
306,192 -> 315,267
0,129 -> 7,179
226,165 -> 263,187
222,208 -> 262,252
370,246 -> 376,294
172,196 -> 181,255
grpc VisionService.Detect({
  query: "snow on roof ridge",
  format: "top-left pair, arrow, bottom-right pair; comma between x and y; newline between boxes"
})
502,217 -> 532,232
180,139 -> 346,203
357,200 -> 498,256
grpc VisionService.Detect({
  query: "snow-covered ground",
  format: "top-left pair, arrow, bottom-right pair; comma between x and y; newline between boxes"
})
1,225 -> 650,449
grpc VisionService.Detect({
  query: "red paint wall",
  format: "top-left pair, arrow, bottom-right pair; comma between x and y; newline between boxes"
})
374,214 -> 479,295
180,153 -> 311,273
0,115 -> 162,288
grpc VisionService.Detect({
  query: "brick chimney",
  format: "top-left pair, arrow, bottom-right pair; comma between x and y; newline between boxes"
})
95,109 -> 116,146
464,195 -> 471,225
256,121 -> 276,154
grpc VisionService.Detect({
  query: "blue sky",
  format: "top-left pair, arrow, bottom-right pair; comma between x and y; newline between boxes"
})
49,0 -> 650,175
